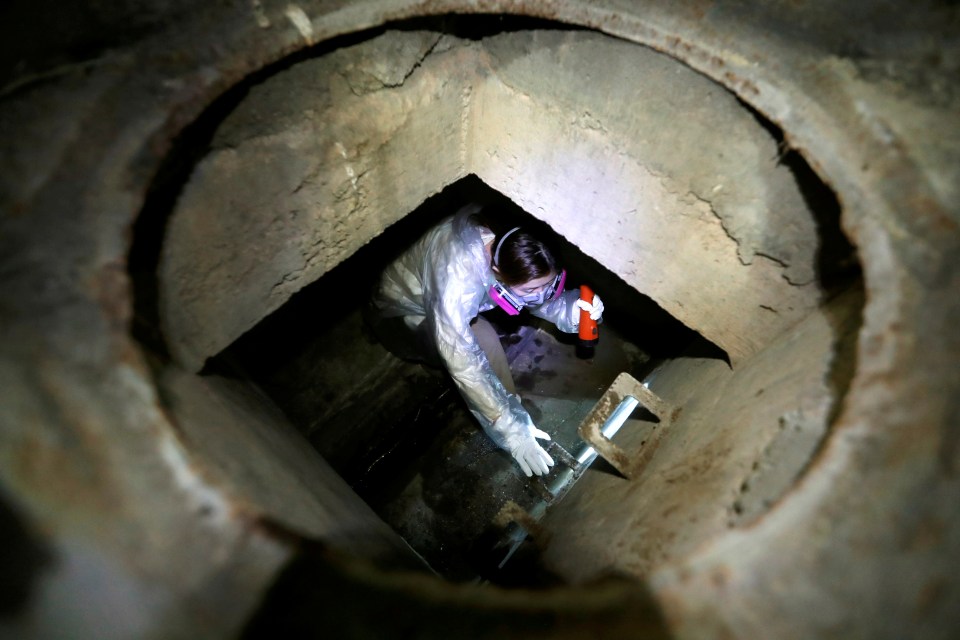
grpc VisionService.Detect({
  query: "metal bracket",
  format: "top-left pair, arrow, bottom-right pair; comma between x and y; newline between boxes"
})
491,372 -> 673,571
576,371 -> 672,479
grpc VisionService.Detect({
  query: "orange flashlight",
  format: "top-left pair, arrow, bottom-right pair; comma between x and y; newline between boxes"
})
577,284 -> 599,358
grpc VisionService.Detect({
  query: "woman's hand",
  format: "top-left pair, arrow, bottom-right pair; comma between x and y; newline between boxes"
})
485,394 -> 556,477
573,294 -> 604,324
508,425 -> 554,477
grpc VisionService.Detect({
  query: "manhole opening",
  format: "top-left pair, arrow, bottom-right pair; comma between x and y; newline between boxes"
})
208,175 -> 711,584
126,14 -> 863,588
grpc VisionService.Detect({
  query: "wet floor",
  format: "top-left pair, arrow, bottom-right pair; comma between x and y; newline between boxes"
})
221,294 -> 651,583
202,178 -> 701,585
301,309 -> 648,583
374,321 -> 649,583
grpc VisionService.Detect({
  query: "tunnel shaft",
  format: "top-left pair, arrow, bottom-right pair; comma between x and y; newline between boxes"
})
1,3 -> 958,639
147,23 -> 857,587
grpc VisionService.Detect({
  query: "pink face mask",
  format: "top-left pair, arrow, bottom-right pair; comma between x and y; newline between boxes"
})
488,270 -> 566,316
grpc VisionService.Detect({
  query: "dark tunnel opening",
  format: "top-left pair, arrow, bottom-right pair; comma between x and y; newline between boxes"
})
120,11 -> 745,593
205,175 -> 711,584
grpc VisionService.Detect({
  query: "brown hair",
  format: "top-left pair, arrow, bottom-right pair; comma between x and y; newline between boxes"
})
492,228 -> 559,287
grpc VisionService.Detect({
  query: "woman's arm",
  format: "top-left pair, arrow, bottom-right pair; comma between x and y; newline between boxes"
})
529,289 -> 581,333
422,237 -> 553,476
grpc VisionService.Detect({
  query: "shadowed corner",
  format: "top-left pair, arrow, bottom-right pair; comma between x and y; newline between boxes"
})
240,526 -> 676,640
0,486 -> 54,618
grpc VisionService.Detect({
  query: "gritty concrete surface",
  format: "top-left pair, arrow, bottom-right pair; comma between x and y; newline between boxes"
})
160,30 -> 469,371
473,31 -> 833,358
0,348 -> 294,639
158,28 -> 843,370
540,283 -> 864,582
156,365 -> 430,572
247,311 -> 650,584
0,1 -> 958,638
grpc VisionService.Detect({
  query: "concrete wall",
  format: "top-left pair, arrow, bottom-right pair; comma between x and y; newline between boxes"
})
542,283 -> 862,577
160,29 -> 824,370
160,31 -> 468,370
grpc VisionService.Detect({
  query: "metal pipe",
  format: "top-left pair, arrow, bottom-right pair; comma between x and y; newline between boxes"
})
495,395 -> 641,571
551,395 -> 638,496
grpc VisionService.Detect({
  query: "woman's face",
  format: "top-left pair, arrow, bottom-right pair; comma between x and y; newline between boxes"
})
512,273 -> 557,297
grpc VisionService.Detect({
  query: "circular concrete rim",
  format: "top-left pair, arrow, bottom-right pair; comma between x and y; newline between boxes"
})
38,0 -> 947,628
135,5 -> 924,529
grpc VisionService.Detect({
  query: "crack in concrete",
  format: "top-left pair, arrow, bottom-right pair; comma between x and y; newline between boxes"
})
493,73 -> 613,138
682,188 -> 813,286
755,250 -> 815,286
384,34 -> 444,90
753,250 -> 789,269
488,65 -> 816,291
270,169 -> 366,296
678,188 -> 753,265
459,84 -> 473,176
341,34 -> 444,96
290,161 -> 325,195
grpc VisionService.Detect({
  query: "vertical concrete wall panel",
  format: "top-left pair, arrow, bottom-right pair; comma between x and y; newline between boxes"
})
159,32 -> 469,369
470,31 -> 822,364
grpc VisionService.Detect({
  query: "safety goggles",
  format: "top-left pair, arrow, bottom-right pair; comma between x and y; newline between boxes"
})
489,270 -> 566,316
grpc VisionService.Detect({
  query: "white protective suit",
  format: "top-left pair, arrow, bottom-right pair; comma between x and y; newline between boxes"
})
372,206 -> 582,473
